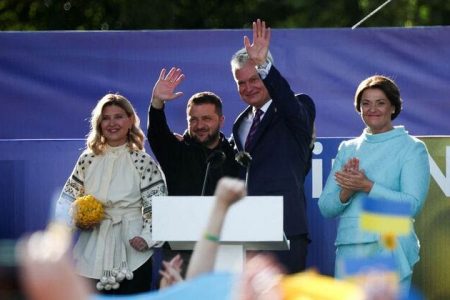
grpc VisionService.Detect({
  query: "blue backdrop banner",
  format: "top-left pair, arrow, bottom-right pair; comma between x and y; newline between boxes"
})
1,27 -> 449,139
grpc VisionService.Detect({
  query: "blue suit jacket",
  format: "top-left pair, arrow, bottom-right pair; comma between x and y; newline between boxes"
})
232,66 -> 316,237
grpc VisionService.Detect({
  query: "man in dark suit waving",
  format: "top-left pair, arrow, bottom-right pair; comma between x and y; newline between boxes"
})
230,19 -> 316,273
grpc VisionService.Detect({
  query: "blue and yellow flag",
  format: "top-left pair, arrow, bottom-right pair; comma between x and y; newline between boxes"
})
339,255 -> 399,296
360,197 -> 412,235
340,254 -> 397,278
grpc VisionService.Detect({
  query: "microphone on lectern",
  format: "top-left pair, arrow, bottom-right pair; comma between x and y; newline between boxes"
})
235,151 -> 252,188
201,150 -> 226,196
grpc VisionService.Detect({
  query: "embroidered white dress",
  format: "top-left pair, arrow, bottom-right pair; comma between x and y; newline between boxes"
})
55,144 -> 166,288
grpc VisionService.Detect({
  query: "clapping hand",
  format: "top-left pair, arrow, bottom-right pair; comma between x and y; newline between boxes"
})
335,157 -> 360,190
244,19 -> 271,66
342,157 -> 359,173
335,157 -> 373,202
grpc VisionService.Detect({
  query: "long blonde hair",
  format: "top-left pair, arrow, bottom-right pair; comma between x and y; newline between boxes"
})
86,93 -> 145,155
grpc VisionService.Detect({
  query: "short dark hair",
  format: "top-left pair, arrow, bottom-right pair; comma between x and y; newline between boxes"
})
187,91 -> 223,116
354,75 -> 403,120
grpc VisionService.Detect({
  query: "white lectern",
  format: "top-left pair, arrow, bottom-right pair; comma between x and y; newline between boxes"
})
152,196 -> 288,273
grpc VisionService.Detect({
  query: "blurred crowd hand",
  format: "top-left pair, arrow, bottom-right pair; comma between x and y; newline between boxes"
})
357,272 -> 399,300
239,256 -> 394,300
18,222 -> 91,300
236,254 -> 284,300
214,177 -> 247,210
159,254 -> 184,289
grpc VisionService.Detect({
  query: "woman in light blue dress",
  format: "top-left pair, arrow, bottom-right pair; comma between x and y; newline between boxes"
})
318,75 -> 430,292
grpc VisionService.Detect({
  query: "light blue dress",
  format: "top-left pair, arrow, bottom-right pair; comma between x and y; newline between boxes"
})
318,126 -> 430,289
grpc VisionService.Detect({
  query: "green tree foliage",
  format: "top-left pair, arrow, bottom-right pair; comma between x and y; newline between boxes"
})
0,0 -> 449,30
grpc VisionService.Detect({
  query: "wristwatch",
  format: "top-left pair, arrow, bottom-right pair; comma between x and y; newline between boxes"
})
257,60 -> 270,70
256,60 -> 271,79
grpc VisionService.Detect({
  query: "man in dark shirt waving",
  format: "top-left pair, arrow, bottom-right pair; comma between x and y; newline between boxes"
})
147,67 -> 241,284
147,67 -> 240,196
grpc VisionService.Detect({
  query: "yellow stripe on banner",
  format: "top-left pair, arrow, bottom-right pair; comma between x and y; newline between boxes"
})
360,213 -> 411,235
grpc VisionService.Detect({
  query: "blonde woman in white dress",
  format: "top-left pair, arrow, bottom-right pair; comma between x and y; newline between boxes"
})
55,93 -> 167,295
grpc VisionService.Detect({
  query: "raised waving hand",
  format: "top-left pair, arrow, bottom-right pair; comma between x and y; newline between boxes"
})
151,67 -> 185,109
244,19 -> 271,66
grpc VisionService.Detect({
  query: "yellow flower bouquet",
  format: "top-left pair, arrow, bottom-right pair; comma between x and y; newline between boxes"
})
72,195 -> 104,230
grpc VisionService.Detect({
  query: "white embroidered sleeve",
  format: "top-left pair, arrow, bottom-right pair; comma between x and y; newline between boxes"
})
54,152 -> 89,227
137,154 -> 167,248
